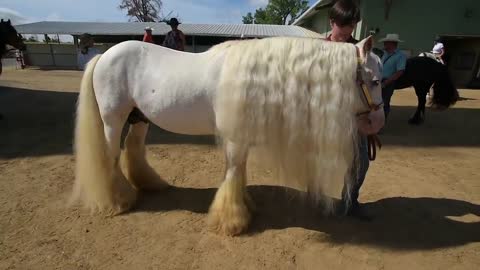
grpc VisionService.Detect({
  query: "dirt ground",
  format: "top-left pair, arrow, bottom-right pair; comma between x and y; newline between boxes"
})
1,68 -> 479,270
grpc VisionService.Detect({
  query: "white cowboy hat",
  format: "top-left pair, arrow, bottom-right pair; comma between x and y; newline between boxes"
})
379,33 -> 403,43
145,26 -> 154,31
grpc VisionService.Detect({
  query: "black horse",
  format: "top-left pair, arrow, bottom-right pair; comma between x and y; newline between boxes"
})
393,56 -> 459,125
1,19 -> 26,119
0,19 -> 26,74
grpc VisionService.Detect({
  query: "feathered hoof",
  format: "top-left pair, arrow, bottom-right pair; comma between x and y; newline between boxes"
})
93,178 -> 138,216
208,201 -> 251,236
109,181 -> 138,215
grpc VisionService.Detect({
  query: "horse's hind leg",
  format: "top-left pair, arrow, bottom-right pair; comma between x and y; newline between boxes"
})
102,115 -> 138,213
122,121 -> 169,190
208,141 -> 254,236
409,84 -> 429,125
73,65 -> 137,215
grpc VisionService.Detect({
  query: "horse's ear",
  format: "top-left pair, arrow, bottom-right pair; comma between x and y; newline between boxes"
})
364,35 -> 373,52
7,19 -> 11,24
356,35 -> 373,63
1,19 -> 3,23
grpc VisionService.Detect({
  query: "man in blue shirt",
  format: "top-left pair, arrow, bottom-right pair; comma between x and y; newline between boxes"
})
379,33 -> 407,120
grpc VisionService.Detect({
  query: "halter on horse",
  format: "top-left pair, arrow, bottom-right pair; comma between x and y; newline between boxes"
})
0,19 -> 26,75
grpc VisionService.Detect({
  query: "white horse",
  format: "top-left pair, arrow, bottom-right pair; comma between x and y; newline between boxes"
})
72,35 -> 384,236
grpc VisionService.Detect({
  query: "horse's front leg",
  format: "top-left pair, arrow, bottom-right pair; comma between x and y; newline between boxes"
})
409,85 -> 428,125
208,140 -> 254,236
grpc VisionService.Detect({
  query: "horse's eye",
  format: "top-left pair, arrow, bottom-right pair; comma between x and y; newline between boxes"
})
372,80 -> 380,86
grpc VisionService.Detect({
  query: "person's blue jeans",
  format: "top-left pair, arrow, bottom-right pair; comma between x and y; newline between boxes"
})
382,84 -> 396,119
342,135 -> 369,209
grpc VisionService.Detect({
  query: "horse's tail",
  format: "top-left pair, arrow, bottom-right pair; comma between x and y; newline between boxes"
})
432,64 -> 459,109
70,54 -> 115,211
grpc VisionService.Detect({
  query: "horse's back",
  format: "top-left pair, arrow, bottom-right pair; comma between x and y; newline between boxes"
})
92,40 -> 221,136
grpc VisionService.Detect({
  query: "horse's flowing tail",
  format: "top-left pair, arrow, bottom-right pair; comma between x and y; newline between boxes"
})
70,54 -> 126,213
432,65 -> 459,109
214,37 -> 362,214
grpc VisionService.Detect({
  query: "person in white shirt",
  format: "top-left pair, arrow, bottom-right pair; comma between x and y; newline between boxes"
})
425,40 -> 446,104
431,42 -> 445,65
77,33 -> 100,70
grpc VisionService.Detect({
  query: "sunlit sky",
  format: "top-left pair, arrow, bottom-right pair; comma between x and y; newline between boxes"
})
1,0 -> 318,25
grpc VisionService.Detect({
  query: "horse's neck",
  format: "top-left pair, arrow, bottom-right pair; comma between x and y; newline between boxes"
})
0,26 -> 6,56
0,40 -> 6,57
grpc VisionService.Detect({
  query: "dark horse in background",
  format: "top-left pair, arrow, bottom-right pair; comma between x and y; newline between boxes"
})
394,56 -> 459,125
0,19 -> 26,119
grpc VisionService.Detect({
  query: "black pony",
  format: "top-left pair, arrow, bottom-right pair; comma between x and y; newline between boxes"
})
0,19 -> 26,74
393,56 -> 459,125
1,19 -> 26,120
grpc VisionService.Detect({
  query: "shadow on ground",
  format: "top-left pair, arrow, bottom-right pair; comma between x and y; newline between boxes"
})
1,86 -> 479,159
134,185 -> 480,251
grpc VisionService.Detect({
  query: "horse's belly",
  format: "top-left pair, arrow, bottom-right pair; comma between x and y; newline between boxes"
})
146,96 -> 216,135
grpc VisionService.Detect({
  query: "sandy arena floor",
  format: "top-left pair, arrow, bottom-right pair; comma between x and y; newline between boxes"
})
1,68 -> 479,270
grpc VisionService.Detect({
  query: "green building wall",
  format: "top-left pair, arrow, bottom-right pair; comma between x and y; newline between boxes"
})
296,0 -> 480,86
360,0 -> 480,55
299,0 -> 480,55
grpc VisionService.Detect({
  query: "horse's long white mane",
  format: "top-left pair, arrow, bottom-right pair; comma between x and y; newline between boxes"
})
213,37 -> 363,212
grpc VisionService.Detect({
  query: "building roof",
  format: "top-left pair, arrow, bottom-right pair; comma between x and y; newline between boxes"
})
15,21 -> 322,38
293,0 -> 334,26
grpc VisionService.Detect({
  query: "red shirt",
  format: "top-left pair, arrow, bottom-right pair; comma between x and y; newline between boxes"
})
143,32 -> 154,43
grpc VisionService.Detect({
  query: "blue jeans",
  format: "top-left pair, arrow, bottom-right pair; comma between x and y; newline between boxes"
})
342,136 -> 369,208
382,84 -> 396,119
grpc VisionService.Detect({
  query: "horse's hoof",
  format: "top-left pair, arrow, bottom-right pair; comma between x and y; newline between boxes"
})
107,176 -> 138,215
208,200 -> 251,236
208,193 -> 253,236
408,118 -> 423,125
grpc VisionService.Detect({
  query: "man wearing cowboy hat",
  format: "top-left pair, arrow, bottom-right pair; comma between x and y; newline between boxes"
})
379,33 -> 407,120
162,18 -> 186,51
77,33 -> 100,70
143,26 -> 154,43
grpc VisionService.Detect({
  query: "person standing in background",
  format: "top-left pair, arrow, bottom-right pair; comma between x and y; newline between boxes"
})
162,18 -> 186,51
143,27 -> 154,43
77,33 -> 100,70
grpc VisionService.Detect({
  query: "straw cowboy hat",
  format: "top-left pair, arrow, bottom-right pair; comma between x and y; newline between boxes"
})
379,33 -> 404,43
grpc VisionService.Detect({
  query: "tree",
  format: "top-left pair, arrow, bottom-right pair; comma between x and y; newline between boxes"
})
242,0 -> 309,25
242,12 -> 254,24
119,0 -> 163,22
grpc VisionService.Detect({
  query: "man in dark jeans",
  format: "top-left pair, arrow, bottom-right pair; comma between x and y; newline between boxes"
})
378,33 -> 407,120
325,0 -> 373,219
